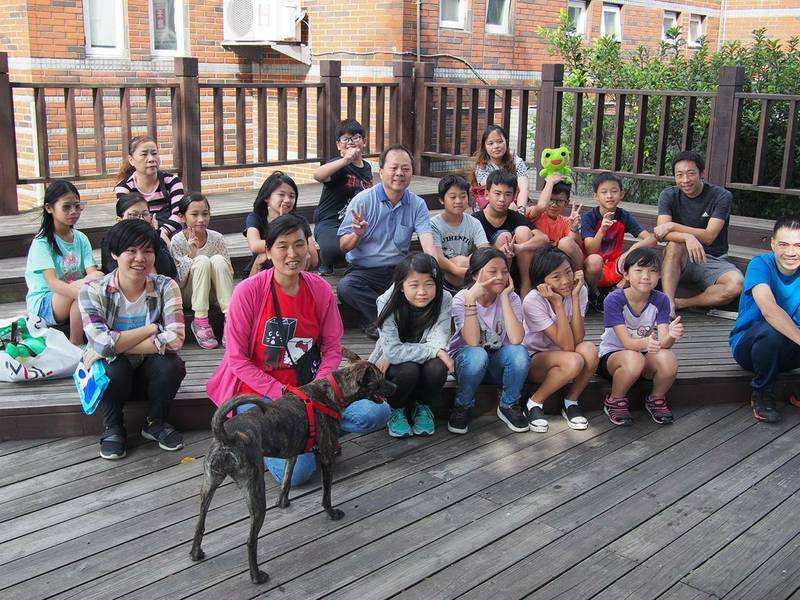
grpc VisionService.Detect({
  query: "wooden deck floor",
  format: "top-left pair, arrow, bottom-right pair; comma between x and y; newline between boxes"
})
1,401 -> 799,599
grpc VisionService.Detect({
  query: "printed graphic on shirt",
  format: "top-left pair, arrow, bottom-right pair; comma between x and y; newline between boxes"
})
115,314 -> 147,331
260,316 -> 316,371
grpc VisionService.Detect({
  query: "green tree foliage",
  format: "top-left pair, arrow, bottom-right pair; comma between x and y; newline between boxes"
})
536,12 -> 800,218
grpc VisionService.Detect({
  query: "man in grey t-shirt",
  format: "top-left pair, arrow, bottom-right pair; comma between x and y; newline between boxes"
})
654,150 -> 743,314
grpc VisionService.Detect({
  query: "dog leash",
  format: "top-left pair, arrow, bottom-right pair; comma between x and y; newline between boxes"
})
285,375 -> 343,453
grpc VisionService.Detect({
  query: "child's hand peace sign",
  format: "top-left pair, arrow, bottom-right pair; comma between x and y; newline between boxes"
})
569,203 -> 582,230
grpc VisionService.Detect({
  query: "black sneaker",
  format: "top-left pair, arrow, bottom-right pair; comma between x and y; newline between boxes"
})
99,426 -> 127,460
361,323 -> 380,341
448,406 -> 470,434
317,264 -> 334,276
497,404 -> 529,433
751,389 -> 782,424
141,419 -> 184,451
562,403 -> 588,430
588,291 -> 605,314
524,404 -> 549,433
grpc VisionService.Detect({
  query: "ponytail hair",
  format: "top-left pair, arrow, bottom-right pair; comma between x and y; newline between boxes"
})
117,135 -> 157,182
36,180 -> 80,256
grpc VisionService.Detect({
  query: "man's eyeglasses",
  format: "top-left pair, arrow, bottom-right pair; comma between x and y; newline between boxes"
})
548,198 -> 569,206
338,134 -> 363,144
124,211 -> 151,220
60,202 -> 87,213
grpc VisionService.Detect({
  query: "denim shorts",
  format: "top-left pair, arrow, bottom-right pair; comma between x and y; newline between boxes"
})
37,292 -> 57,326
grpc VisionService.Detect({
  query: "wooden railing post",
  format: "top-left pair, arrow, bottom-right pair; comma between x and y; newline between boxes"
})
0,53 -> 19,215
393,60 -> 414,148
175,56 -> 201,193
706,66 -> 744,187
534,64 -> 564,191
320,60 -> 342,160
413,62 -> 434,176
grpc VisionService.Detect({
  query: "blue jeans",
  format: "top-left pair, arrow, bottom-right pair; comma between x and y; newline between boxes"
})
732,320 -> 800,391
237,398 -> 391,486
453,345 -> 531,409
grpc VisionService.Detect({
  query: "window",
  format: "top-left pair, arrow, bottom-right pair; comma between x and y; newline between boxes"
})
662,11 -> 679,40
83,0 -> 126,55
688,14 -> 705,47
486,0 -> 511,34
601,3 -> 621,41
567,0 -> 587,37
440,0 -> 467,29
150,0 -> 185,55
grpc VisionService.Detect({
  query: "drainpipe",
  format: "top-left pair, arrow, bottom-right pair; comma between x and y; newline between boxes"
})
417,0 -> 422,61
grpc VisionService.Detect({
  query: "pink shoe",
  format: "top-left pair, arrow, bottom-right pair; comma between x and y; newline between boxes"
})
191,318 -> 218,350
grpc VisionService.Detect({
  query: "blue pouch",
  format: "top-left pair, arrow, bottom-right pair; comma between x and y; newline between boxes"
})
73,357 -> 110,415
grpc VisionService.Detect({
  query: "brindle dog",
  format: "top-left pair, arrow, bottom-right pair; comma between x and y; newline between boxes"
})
190,350 -> 395,584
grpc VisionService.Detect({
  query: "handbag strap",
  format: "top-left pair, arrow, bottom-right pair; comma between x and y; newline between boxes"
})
270,278 -> 298,369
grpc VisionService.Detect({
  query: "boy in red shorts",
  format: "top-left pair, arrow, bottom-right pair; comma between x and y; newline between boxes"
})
582,172 -> 656,310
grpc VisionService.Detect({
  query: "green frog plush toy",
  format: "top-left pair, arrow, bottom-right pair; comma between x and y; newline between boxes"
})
539,146 -> 573,185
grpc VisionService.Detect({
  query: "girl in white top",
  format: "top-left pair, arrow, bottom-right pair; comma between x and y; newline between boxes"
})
522,247 -> 599,433
170,193 -> 234,350
599,248 -> 684,426
471,124 -> 531,212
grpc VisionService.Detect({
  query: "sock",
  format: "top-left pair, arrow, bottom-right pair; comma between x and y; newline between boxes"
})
194,316 -> 210,327
526,399 -> 543,410
564,399 -> 578,409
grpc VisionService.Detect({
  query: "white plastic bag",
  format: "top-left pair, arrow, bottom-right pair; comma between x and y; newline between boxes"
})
0,315 -> 82,382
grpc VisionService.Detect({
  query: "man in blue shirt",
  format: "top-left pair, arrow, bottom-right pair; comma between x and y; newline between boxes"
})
729,216 -> 800,423
337,144 -> 435,339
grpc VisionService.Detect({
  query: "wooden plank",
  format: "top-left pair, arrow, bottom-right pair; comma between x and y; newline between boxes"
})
171,86 -> 182,172
235,87 -> 246,165
501,88 -> 512,134
486,88 -> 496,128
278,87 -> 288,162
452,87 -> 463,156
468,88 -> 479,155
375,86 -> 385,153
753,99 -> 772,185
612,93 -> 626,171
33,87 -> 49,180
213,87 -> 224,166
145,87 -> 157,142
570,91 -> 583,166
92,88 -> 106,173
682,95 -> 697,150
360,85 -> 370,155
656,95 -> 672,176
591,92 -> 605,169
258,87 -> 267,163
437,86 -> 448,154
64,88 -> 79,177
517,89 -> 529,161
659,582 -> 715,600
347,85 -> 356,120
298,86 -> 307,160
724,530 -> 800,600
780,100 -> 798,189
632,94 -> 648,174
0,437 -> 60,458
120,87 -> 131,151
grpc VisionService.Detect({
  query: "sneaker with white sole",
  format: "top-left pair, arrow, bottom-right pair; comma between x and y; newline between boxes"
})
448,406 -> 470,434
604,395 -> 633,426
524,404 -> 549,433
645,395 -> 674,425
387,408 -> 413,437
497,403 -> 529,433
141,420 -> 184,451
412,403 -> 435,436
191,320 -> 219,350
562,403 -> 588,430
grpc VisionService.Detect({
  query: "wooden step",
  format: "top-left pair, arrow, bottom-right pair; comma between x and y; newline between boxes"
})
1,312 -> 798,441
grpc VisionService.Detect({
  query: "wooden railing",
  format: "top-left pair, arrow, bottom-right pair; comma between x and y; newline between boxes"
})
2,54 -> 799,216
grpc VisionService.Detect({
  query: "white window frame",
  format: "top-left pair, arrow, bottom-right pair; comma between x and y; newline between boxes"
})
440,0 -> 467,29
485,0 -> 511,35
662,10 -> 679,41
84,0 -> 126,56
688,14 -> 705,47
601,3 -> 622,41
149,0 -> 186,56
567,0 -> 588,38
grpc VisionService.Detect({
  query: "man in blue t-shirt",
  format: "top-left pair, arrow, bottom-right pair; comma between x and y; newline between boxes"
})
729,217 -> 800,423
337,144 -> 435,339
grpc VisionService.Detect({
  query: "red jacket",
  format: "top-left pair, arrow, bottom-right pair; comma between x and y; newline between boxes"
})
206,268 -> 343,406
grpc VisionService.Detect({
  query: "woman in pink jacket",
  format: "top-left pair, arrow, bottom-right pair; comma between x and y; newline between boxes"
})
207,214 -> 389,485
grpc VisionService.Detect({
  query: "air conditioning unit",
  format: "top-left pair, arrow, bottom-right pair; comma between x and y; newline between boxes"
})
223,0 -> 300,43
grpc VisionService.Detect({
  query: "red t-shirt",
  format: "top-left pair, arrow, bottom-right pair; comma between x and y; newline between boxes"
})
534,213 -> 571,244
239,278 -> 320,395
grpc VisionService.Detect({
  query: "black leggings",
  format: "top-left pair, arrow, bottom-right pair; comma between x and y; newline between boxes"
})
314,218 -> 346,268
102,353 -> 186,430
385,358 -> 449,413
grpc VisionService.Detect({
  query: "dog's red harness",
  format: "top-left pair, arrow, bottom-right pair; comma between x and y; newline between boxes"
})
285,373 -> 346,453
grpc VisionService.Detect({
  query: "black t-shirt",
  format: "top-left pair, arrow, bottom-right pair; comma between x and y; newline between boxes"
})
657,182 -> 732,257
313,160 -> 373,224
475,210 -> 532,242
